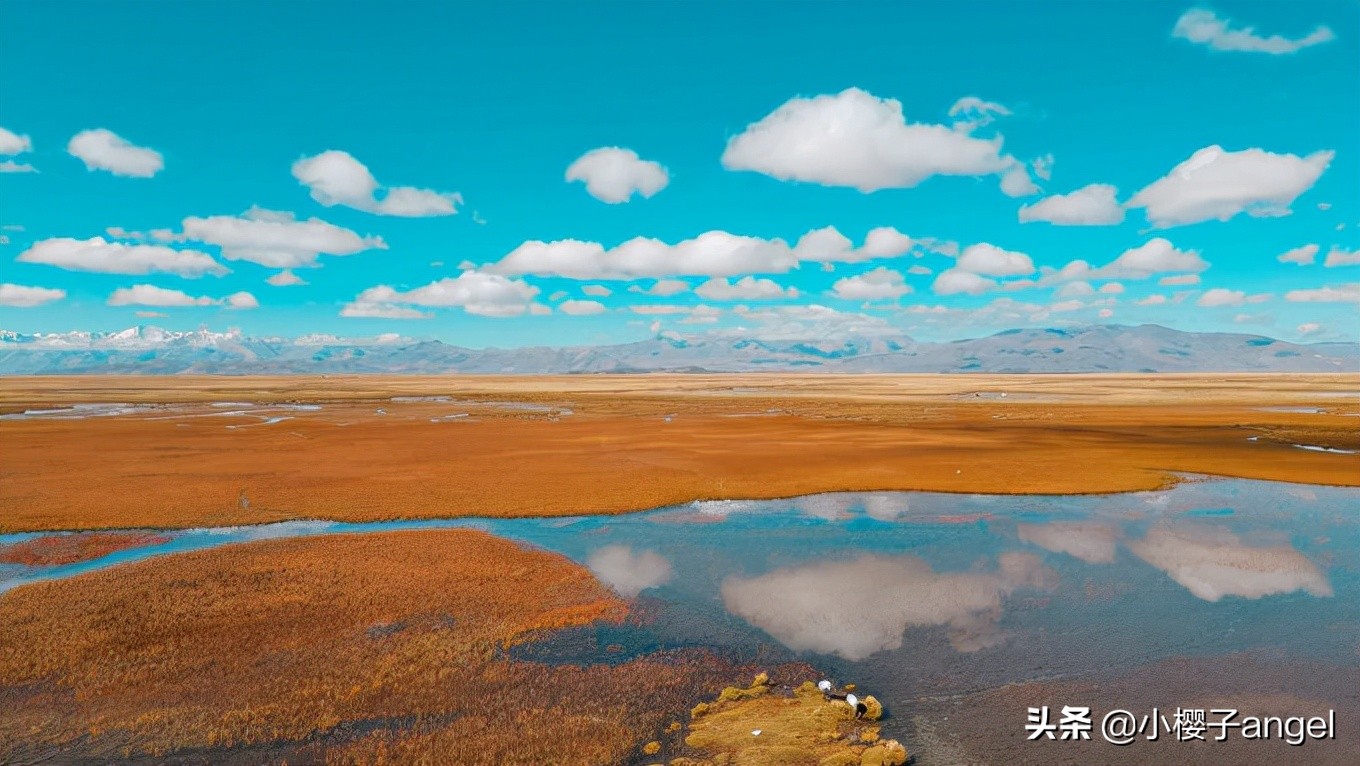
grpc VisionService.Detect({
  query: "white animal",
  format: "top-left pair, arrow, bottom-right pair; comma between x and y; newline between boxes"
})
817,680 -> 832,693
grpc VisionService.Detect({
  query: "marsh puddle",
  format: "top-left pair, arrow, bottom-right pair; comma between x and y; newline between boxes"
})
3,477 -> 1357,764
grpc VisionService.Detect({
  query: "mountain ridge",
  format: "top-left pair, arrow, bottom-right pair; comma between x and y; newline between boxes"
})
0,324 -> 1355,375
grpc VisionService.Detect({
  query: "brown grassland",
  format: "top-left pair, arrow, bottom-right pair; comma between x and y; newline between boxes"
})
0,529 -> 805,765
0,531 -> 170,566
1,373 -> 1357,532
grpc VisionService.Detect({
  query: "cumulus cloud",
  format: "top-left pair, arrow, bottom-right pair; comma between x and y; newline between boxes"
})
0,283 -> 65,307
957,243 -> 1035,276
629,279 -> 692,297
266,269 -> 307,286
1196,288 -> 1270,307
721,552 -> 1057,659
1323,246 -> 1359,267
67,129 -> 163,177
17,236 -> 227,277
581,284 -> 612,297
0,160 -> 37,174
558,299 -> 606,315
292,150 -> 461,217
696,276 -> 798,301
830,266 -> 911,300
1018,183 -> 1125,225
565,147 -> 669,203
932,268 -> 997,296
1173,8 -> 1335,54
1127,146 -> 1332,228
1136,294 -> 1169,306
1159,273 -> 1201,286
0,127 -> 32,155
1297,322 -> 1321,335
1277,244 -> 1319,266
107,284 -> 257,309
182,207 -> 387,268
1284,283 -> 1360,304
488,232 -> 799,280
487,226 -> 918,281
721,87 -> 1030,195
1096,238 -> 1208,279
342,271 -> 540,318
586,545 -> 674,598
1128,525 -> 1331,601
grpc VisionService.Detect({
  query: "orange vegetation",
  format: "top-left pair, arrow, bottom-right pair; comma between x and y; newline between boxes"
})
671,676 -> 906,766
0,529 -> 787,764
1,374 -> 1357,532
0,531 -> 169,566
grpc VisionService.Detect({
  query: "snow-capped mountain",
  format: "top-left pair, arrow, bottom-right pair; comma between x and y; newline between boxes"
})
0,324 -> 1355,374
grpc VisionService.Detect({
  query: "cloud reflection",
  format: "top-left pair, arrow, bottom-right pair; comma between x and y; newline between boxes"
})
1128,525 -> 1332,601
1017,522 -> 1119,564
586,544 -> 674,597
721,552 -> 1057,660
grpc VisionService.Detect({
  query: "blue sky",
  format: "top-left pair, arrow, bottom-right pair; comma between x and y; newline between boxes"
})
1,0 -> 1357,347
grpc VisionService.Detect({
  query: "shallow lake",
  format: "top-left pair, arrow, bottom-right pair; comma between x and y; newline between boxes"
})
3,476 -> 1356,763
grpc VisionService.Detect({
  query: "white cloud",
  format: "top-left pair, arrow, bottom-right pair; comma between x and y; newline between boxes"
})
720,552 -> 1056,659
182,207 -> 387,268
565,147 -> 669,203
1129,525 -> 1331,601
1277,243 -> 1319,266
907,265 -> 932,276
831,267 -> 911,300
292,150 -> 460,217
1196,288 -> 1247,307
1127,146 -> 1332,228
1285,283 -> 1360,304
1018,183 -> 1124,225
134,311 -> 168,318
581,284 -> 612,297
586,545 -> 673,597
957,242 -> 1035,276
932,268 -> 997,295
1297,322 -> 1321,335
488,232 -> 799,279
0,127 -> 32,155
1136,294 -> 1169,306
947,96 -> 1012,128
1031,154 -> 1054,181
1173,8 -> 1335,54
266,269 -> 307,286
1099,282 -> 1125,294
0,283 -> 65,307
1097,238 -> 1208,279
224,291 -> 259,310
0,160 -> 37,174
1323,246 -> 1360,267
1098,308 -> 1115,318
696,275 -> 798,301
344,271 -> 540,318
559,299 -> 606,315
18,236 -> 227,277
1159,274 -> 1201,286
793,226 -> 916,263
721,87 -> 1026,195
67,129 -> 163,177
339,302 -> 431,319
107,284 -> 256,309
628,279 -> 691,297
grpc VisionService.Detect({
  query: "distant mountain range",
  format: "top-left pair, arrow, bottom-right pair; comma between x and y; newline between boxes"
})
0,324 -> 1356,374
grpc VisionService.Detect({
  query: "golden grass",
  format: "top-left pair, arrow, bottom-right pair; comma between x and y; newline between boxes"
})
0,529 -> 781,764
672,677 -> 905,766
0,531 -> 169,566
1,374 -> 1357,532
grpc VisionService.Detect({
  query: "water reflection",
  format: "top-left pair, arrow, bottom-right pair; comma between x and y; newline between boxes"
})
1127,524 -> 1332,601
721,552 -> 1057,659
